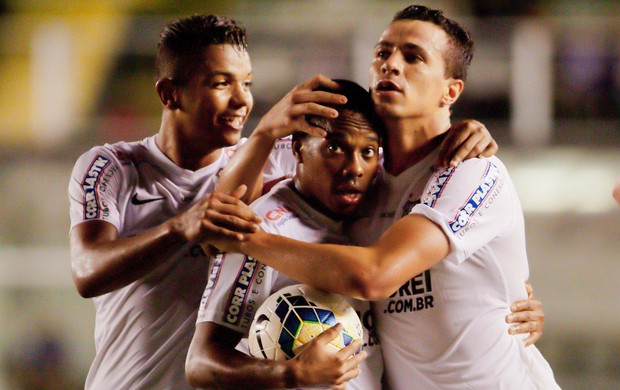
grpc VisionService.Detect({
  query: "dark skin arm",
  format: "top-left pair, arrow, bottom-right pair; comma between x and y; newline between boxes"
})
185,321 -> 366,389
70,186 -> 261,297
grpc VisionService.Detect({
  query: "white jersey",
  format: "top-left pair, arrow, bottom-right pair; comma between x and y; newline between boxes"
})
68,135 -> 295,390
198,180 -> 383,390
349,149 -> 559,390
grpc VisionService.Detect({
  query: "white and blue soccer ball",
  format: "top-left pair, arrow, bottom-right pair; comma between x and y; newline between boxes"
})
248,284 -> 363,360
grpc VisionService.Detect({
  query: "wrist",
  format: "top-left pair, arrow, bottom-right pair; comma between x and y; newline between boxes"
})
284,359 -> 301,388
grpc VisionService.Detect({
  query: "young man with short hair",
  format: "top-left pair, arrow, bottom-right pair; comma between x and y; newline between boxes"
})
209,5 -> 559,389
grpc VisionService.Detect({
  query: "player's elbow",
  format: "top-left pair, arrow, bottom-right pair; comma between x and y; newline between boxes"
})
72,272 -> 100,298
349,267 -> 399,301
185,350 -> 218,388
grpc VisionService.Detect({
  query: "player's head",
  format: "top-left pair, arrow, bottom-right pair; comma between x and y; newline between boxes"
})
369,5 -> 473,119
156,14 -> 248,86
155,15 -> 253,148
292,79 -> 383,218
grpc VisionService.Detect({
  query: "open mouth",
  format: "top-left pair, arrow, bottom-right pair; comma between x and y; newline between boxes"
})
375,80 -> 401,93
334,188 -> 363,205
220,115 -> 246,130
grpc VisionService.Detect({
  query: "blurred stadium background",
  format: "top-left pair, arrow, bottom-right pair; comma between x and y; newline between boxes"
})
0,0 -> 618,388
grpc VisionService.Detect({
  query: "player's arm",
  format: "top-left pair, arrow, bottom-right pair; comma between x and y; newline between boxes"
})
435,119 -> 499,168
213,213 -> 449,301
185,321 -> 365,389
216,74 -> 346,203
70,186 -> 261,298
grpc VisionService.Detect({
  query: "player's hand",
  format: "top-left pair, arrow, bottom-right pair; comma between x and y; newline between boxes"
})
170,185 -> 262,244
434,119 -> 498,168
506,281 -> 544,346
289,323 -> 366,388
254,74 -> 346,139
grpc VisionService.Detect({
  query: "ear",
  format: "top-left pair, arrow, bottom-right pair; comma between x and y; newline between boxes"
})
155,78 -> 179,109
440,79 -> 464,107
292,138 -> 304,164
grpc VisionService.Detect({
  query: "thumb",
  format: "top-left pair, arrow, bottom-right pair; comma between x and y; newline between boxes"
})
229,184 -> 248,199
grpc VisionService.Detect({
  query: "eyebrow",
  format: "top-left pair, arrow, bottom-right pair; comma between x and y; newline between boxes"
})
375,40 -> 429,57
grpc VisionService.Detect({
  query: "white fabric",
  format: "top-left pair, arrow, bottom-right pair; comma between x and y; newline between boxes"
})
349,150 -> 559,390
198,180 -> 383,390
68,135 -> 295,390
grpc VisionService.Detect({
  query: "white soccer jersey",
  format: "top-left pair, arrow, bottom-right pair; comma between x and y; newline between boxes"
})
68,135 -> 295,390
349,150 -> 559,389
198,180 -> 383,390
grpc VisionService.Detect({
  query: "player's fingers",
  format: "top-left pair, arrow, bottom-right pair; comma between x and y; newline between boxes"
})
204,196 -> 263,223
288,101 -> 340,120
315,323 -> 344,346
228,184 -> 248,200
299,73 -> 342,92
479,138 -> 498,158
293,89 -> 346,106
525,281 -> 534,297
450,131 -> 487,166
523,331 -> 542,346
202,212 -> 260,234
338,339 -> 365,359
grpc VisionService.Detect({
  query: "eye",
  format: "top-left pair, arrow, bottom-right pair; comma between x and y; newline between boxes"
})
404,53 -> 424,64
376,49 -> 391,59
212,80 -> 229,88
243,81 -> 253,89
362,147 -> 377,159
327,143 -> 344,154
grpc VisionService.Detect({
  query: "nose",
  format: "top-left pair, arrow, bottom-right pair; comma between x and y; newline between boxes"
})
381,51 -> 402,76
342,153 -> 364,179
230,83 -> 252,108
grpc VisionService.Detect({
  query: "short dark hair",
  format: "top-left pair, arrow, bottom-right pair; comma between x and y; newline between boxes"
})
156,14 -> 248,85
393,5 -> 474,81
295,79 -> 385,142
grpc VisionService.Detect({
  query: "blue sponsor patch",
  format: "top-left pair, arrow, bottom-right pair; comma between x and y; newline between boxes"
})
449,162 -> 499,233
81,155 -> 111,220
423,167 -> 456,208
224,256 -> 258,326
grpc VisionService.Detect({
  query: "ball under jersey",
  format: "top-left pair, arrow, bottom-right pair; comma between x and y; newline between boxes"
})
68,135 -> 295,390
348,149 -> 559,390
197,180 -> 383,390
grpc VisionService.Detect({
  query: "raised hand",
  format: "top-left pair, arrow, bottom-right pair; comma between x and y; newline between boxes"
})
435,119 -> 498,168
254,73 -> 347,139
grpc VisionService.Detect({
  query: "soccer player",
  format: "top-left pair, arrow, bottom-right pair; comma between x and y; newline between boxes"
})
186,79 -> 382,389
208,5 -> 558,389
67,15 -> 308,389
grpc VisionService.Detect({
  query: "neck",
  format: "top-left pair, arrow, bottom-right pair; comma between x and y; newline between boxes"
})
382,111 -> 452,176
157,114 -> 222,171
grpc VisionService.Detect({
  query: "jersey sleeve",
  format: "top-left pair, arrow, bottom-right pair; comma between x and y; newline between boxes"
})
410,157 -> 516,265
262,137 -> 296,183
197,251 -> 276,335
68,146 -> 125,232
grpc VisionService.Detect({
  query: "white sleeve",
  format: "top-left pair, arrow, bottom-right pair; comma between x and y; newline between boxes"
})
68,147 -> 124,231
411,158 -> 515,265
197,251 -> 276,335
262,137 -> 296,183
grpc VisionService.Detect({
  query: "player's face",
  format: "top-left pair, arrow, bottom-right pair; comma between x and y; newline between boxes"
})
178,44 -> 253,148
294,111 -> 380,218
369,19 -> 453,119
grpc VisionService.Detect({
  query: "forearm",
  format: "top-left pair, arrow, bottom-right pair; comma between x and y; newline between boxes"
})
239,231 -> 388,300
186,342 -> 294,389
216,130 -> 277,203
70,221 -> 186,297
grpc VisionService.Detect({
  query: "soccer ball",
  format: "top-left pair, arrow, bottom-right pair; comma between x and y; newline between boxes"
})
248,284 -> 363,360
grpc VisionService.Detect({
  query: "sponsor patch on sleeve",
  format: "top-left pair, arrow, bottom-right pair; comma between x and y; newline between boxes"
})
81,155 -> 111,220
